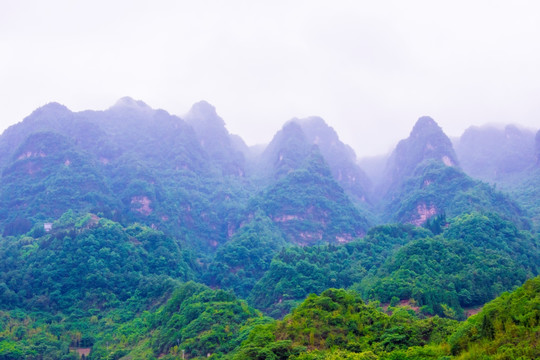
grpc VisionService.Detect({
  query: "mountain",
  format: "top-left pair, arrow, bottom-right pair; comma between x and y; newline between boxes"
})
251,149 -> 370,247
257,118 -> 372,204
379,117 -> 529,228
1,99 -> 539,360
454,124 -> 537,183
258,121 -> 312,180
536,129 -> 540,165
0,132 -> 116,232
381,116 -> 459,196
294,117 -> 372,202
0,99 -> 251,253
184,100 -> 245,176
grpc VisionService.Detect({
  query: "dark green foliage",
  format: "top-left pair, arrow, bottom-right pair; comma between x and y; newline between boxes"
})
204,213 -> 288,299
362,213 -> 539,318
248,224 -> 430,317
449,276 -> 540,359
0,132 -> 117,224
384,160 -> 529,228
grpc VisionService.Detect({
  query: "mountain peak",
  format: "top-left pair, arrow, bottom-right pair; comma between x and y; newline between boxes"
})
110,97 -> 152,111
382,116 -> 459,194
185,100 -> 221,123
411,116 -> 442,138
184,100 -> 228,139
27,102 -> 71,119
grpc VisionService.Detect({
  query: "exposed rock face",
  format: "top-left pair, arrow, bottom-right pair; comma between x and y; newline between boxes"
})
255,150 -> 369,246
131,196 -> 152,216
382,116 -> 458,195
410,203 -> 437,226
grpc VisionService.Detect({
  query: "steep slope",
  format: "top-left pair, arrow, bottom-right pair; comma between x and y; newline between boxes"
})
380,117 -> 529,227
258,117 -> 372,204
0,132 -> 116,232
294,116 -> 372,203
258,121 -> 312,180
449,276 -> 540,359
252,149 -> 369,246
184,100 -> 245,176
0,99 -> 251,252
381,116 -> 459,196
383,160 -> 529,227
454,124 -> 536,183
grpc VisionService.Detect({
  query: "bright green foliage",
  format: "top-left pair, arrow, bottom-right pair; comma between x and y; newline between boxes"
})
105,281 -> 269,359
449,276 -> 540,359
234,288 -> 458,359
248,224 -> 430,317
0,213 -> 192,313
362,213 -> 539,318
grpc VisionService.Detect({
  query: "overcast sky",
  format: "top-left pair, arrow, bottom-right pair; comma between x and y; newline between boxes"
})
1,1 -> 539,158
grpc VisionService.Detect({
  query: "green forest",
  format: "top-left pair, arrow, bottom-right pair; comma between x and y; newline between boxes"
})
0,100 -> 538,359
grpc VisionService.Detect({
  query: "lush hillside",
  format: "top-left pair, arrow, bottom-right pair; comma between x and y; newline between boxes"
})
360,213 -> 539,318
234,288 -> 459,360
0,100 -> 538,360
383,160 -> 530,228
380,116 -> 459,198
245,212 -> 538,319
0,213 -> 193,313
248,224 -> 430,317
449,276 -> 540,359
250,150 -> 370,246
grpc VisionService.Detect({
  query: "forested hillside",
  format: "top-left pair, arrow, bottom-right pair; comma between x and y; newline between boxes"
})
0,99 -> 538,359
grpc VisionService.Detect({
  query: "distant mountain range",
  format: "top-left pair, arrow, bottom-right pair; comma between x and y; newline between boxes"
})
1,98 -> 538,240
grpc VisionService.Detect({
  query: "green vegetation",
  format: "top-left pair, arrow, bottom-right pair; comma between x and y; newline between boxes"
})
253,150 -> 370,245
449,276 -> 540,359
233,288 -> 459,359
0,213 -> 193,313
0,102 -> 538,359
248,224 -> 430,317
384,160 -> 530,229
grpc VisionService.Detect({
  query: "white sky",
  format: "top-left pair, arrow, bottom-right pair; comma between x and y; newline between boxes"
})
1,0 -> 539,157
